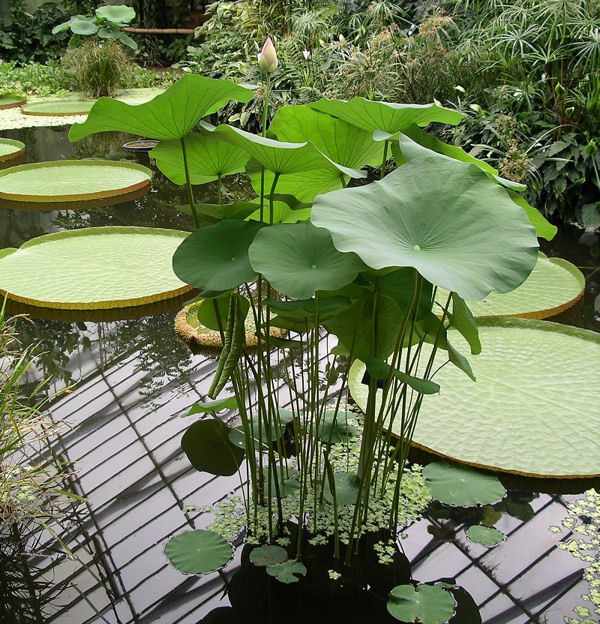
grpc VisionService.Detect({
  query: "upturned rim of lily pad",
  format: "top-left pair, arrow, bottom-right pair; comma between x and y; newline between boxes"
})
21,99 -> 95,117
0,138 -> 26,167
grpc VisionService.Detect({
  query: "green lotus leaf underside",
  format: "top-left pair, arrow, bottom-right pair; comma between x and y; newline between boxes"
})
0,160 -> 152,203
69,74 -> 254,141
165,530 -> 232,575
312,154 -> 539,301
349,318 -> 600,478
0,138 -> 25,159
0,227 -> 191,309
21,100 -> 95,116
436,253 -> 584,319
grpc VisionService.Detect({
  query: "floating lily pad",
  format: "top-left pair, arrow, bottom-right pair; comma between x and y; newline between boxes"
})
266,560 -> 307,584
318,412 -> 358,445
165,530 -> 232,575
423,462 -> 506,507
436,253 -> 584,319
0,95 -> 27,110
21,100 -> 95,116
0,138 -> 25,168
0,227 -> 192,311
349,318 -> 600,478
249,545 -> 287,567
387,584 -> 456,624
0,160 -> 152,209
323,472 -> 360,505
465,525 -> 505,547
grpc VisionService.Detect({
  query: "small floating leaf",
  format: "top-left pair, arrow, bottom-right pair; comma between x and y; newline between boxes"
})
387,584 -> 456,624
324,472 -> 360,506
249,545 -> 287,567
266,560 -> 307,584
165,530 -> 232,574
424,462 -> 506,507
465,525 -> 505,547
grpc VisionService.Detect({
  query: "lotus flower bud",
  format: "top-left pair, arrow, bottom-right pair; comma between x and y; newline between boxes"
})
258,37 -> 278,73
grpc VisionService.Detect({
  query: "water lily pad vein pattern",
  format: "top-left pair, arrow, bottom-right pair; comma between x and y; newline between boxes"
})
0,227 -> 192,309
349,318 -> 600,478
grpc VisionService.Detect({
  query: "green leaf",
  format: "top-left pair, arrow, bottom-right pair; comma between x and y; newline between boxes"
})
365,357 -> 440,394
173,220 -> 263,291
449,293 -> 481,355
323,472 -> 360,505
312,155 -> 538,302
507,190 -> 557,241
69,75 -> 254,142
387,584 -> 456,624
188,397 -> 238,414
70,18 -> 99,36
95,5 -> 136,23
250,545 -> 287,566
310,97 -> 464,140
266,295 -> 352,322
151,132 -> 249,185
378,268 -> 433,320
423,462 -> 506,507
52,17 -> 76,34
0,227 -> 189,311
266,560 -> 307,584
248,223 -> 365,299
465,525 -> 504,547
177,200 -> 260,224
181,419 -> 244,476
318,412 -> 358,445
111,29 -> 138,50
165,530 -> 232,574
195,294 -> 249,332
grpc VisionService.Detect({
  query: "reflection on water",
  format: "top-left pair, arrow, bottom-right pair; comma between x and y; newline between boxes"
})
1,124 -> 599,624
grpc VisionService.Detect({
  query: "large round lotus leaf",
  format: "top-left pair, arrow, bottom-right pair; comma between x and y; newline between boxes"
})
387,584 -> 456,624
173,220 -> 263,292
311,155 -> 538,301
70,18 -> 99,35
436,253 -> 584,319
0,160 -> 151,205
249,545 -> 287,567
165,530 -> 232,575
349,318 -> 600,478
69,74 -> 254,142
95,4 -> 136,23
0,227 -> 191,309
248,223 -> 365,299
0,96 -> 27,110
21,100 -> 94,116
423,462 -> 506,506
0,138 -> 25,167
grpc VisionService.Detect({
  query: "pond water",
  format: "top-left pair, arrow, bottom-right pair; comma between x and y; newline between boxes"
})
1,125 -> 599,624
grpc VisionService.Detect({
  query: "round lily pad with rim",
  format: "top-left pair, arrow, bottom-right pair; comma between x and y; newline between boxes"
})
349,318 -> 600,478
0,95 -> 27,110
0,138 -> 25,169
435,253 -> 584,320
249,545 -> 288,567
0,227 -> 193,311
21,100 -> 95,117
0,160 -> 152,209
387,584 -> 456,624
165,530 -> 233,575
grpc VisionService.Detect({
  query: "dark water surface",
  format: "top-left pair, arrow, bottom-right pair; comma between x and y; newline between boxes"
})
1,125 -> 599,624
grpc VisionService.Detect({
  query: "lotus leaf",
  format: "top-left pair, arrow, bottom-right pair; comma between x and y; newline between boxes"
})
266,560 -> 307,584
249,545 -> 287,567
248,223 -> 365,299
436,253 -> 584,319
423,462 -> 506,507
387,584 -> 456,624
95,5 -> 136,23
188,397 -> 238,414
173,220 -> 263,292
318,412 -> 359,445
309,97 -> 464,140
0,227 -> 190,309
465,525 -> 504,547
69,74 -> 254,142
165,530 -> 232,574
150,132 -> 250,185
0,160 -> 151,206
323,472 -> 360,505
181,418 -> 244,476
349,318 -> 600,477
70,18 -> 98,35
311,154 -> 538,301
21,100 -> 94,116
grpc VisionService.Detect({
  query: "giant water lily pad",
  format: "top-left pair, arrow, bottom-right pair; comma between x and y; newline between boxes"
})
21,100 -> 95,116
0,95 -> 27,110
0,227 -> 192,310
0,138 -> 25,168
349,318 -> 600,478
0,160 -> 152,209
436,253 -> 584,319
165,530 -> 232,575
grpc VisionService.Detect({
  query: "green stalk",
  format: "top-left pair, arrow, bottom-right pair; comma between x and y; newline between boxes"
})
380,140 -> 389,180
180,137 -> 200,228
